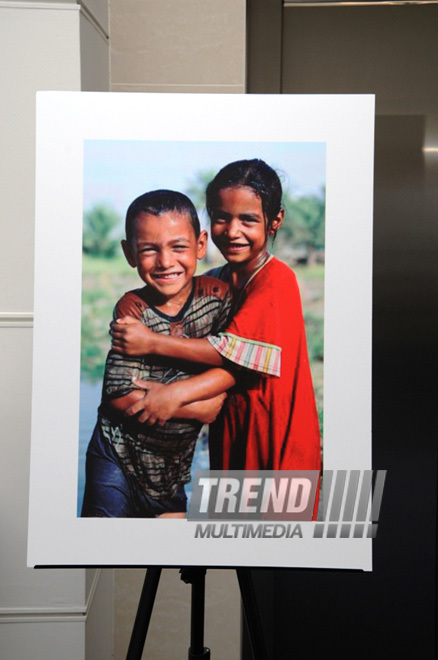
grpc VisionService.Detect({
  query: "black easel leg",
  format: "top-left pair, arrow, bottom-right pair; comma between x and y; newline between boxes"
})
180,568 -> 211,659
126,567 -> 162,660
236,569 -> 269,660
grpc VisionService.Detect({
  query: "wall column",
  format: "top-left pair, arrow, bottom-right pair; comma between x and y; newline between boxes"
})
0,2 -> 111,658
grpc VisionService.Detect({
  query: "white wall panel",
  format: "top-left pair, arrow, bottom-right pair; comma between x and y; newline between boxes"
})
0,4 -> 81,312
0,2 -> 111,658
0,326 -> 86,614
0,620 -> 85,660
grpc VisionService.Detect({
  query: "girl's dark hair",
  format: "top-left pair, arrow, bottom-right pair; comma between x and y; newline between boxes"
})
125,189 -> 200,242
206,159 -> 283,227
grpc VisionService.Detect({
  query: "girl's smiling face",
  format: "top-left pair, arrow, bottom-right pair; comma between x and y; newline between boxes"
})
210,186 -> 283,274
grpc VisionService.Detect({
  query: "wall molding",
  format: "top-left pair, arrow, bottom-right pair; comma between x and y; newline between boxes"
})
0,2 -> 80,11
0,2 -> 109,39
0,569 -> 101,623
0,312 -> 33,328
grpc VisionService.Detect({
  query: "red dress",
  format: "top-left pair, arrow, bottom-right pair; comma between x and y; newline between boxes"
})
208,257 -> 321,474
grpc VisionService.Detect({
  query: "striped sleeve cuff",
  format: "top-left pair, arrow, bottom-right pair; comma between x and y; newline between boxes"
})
207,332 -> 281,377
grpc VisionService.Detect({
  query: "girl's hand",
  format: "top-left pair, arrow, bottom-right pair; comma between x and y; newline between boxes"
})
110,317 -> 155,356
125,379 -> 182,425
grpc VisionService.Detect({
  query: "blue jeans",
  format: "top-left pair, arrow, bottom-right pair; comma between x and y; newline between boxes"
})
81,425 -> 187,518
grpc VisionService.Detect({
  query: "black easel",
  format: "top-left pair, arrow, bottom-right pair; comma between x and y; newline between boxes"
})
126,567 -> 269,660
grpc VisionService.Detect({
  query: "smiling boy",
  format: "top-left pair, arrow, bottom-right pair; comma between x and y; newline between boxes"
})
81,190 -> 233,518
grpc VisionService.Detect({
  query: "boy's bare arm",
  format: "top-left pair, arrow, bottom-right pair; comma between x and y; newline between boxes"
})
110,316 -> 222,366
107,385 -> 228,425
170,394 -> 227,424
124,368 -> 236,425
107,389 -> 145,414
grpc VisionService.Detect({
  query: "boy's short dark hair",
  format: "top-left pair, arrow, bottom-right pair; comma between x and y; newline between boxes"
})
125,189 -> 201,242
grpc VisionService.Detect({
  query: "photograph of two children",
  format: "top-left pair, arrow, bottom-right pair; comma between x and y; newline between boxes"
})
28,92 -> 374,569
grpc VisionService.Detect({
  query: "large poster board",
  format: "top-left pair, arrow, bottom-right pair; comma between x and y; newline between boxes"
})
28,92 -> 374,568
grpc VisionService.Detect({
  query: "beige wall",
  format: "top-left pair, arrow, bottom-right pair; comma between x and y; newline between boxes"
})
109,0 -> 246,93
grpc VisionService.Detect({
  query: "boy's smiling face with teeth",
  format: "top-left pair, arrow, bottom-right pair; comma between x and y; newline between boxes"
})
122,211 -> 207,307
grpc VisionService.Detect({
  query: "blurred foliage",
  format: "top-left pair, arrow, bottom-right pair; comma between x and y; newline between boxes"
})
185,170 -> 218,262
304,312 -> 324,362
83,203 -> 122,258
281,188 -> 325,251
185,170 -> 216,215
81,311 -> 108,383
81,254 -> 138,383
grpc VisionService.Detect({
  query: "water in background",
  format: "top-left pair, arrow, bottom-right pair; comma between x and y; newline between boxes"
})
77,380 -> 209,515
77,380 -> 101,515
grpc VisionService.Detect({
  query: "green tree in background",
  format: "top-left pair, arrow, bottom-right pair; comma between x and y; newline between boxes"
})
83,203 -> 122,258
185,169 -> 216,215
282,187 -> 325,252
185,170 -> 217,263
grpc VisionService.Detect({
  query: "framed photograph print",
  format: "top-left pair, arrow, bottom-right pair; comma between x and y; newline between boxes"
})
28,92 -> 375,569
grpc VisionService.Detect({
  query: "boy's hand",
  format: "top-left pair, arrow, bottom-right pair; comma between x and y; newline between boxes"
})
125,379 -> 181,425
110,316 -> 155,356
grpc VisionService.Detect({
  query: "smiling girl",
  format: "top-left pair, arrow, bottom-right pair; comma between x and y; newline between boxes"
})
111,159 -> 321,475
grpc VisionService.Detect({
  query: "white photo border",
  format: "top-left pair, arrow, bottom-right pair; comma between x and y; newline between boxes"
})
28,92 -> 374,569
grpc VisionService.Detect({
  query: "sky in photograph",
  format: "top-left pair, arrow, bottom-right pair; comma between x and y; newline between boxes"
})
83,139 -> 326,226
